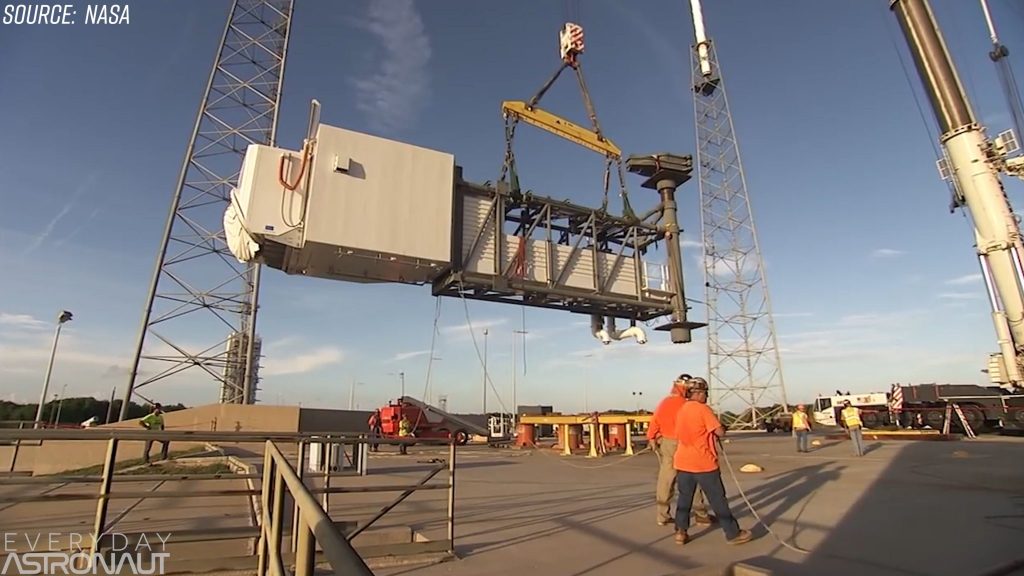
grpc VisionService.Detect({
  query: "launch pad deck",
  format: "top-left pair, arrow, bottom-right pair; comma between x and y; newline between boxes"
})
2,433 -> 1022,576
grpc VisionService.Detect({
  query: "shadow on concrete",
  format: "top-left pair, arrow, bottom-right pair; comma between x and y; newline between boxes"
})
370,461 -> 515,475
734,460 -> 845,540
755,440 -> 1024,576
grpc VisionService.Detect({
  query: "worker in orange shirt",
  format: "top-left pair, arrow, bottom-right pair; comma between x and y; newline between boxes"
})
672,377 -> 752,545
647,374 -> 713,527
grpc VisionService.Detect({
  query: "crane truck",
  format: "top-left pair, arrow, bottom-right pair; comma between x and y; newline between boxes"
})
811,384 -> 1024,432
761,383 -> 1023,434
887,0 -> 1024,424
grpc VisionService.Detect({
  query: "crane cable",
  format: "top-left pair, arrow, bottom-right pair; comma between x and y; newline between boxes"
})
520,433 -> 812,553
716,438 -> 812,555
498,13 -> 635,220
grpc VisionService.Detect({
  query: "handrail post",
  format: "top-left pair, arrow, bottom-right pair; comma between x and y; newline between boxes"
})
257,443 -> 272,575
7,421 -> 24,473
322,438 -> 331,512
294,513 -> 316,576
292,438 -> 307,552
90,438 -> 118,558
270,459 -> 287,575
447,439 -> 456,551
358,435 -> 368,476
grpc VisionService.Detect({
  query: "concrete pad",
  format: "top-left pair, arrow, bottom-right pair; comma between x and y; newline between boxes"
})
362,434 -> 1024,576
6,433 -> 1024,576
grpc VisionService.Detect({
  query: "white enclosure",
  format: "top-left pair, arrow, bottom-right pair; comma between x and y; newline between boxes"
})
228,124 -> 455,285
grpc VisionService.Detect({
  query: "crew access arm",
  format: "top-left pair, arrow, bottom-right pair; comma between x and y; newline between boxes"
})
891,0 -> 1024,391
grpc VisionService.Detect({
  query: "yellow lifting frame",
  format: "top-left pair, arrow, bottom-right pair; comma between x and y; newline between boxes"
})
501,100 -> 622,159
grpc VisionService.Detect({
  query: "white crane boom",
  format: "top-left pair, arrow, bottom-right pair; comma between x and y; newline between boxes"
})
891,0 -> 1024,391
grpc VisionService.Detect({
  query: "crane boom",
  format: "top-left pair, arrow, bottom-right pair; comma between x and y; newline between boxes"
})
891,0 -> 1024,391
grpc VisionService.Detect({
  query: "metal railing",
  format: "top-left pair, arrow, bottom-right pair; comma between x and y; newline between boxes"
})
0,428 -> 459,573
258,440 -> 373,575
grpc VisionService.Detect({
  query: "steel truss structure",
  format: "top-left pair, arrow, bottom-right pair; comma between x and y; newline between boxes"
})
432,171 -> 678,322
691,39 -> 789,428
121,0 -> 294,418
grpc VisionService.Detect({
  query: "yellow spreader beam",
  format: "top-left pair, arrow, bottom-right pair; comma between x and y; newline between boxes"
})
502,100 -> 621,159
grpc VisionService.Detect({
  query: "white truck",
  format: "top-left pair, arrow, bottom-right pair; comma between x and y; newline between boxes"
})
811,392 -> 891,427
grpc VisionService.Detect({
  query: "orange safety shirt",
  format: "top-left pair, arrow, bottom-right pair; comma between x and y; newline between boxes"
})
647,395 -> 686,440
673,401 -> 723,473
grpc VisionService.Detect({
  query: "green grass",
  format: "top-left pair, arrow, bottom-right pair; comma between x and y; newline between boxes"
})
50,446 -> 210,476
120,461 -> 234,475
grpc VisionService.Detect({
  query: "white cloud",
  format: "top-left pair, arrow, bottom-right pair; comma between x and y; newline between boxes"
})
679,233 -> 703,250
945,273 -> 983,286
871,248 -> 905,258
261,347 -> 344,376
390,349 -> 431,362
834,309 -> 926,328
352,0 -> 431,135
0,313 -> 48,330
24,171 -> 100,255
440,317 -> 508,338
0,341 -> 126,371
265,335 -> 301,350
937,291 -> 983,300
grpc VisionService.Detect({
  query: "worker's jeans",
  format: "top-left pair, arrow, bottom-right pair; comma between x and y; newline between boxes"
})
144,439 -> 169,463
655,438 -> 708,523
674,469 -> 740,540
370,427 -> 382,451
848,426 -> 864,456
795,429 -> 810,452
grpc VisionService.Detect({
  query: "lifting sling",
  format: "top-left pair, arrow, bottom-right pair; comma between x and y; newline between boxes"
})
499,22 -> 636,222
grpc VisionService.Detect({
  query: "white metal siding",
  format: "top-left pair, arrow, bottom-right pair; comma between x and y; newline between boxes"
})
460,195 -> 669,302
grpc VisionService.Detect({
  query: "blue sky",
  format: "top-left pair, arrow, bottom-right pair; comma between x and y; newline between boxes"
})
2,0 -> 1024,415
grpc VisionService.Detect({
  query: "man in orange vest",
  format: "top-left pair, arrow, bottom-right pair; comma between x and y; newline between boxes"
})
647,374 -> 714,527
672,376 -> 752,545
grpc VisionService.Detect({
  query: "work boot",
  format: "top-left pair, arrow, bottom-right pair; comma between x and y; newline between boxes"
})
693,512 -> 716,525
727,529 -> 752,545
674,529 -> 689,545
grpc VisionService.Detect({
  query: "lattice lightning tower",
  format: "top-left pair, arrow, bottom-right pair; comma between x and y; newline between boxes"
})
120,0 -> 294,419
688,0 -> 789,428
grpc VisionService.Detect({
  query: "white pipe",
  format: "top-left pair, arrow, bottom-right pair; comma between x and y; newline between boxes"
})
613,326 -> 648,345
591,314 -> 611,344
590,315 -> 647,345
978,0 -> 999,45
689,0 -> 708,45
689,0 -> 713,77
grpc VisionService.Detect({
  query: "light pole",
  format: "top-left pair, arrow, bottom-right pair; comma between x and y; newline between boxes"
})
35,310 -> 72,428
482,329 -> 489,415
632,391 -> 644,413
512,328 -> 527,422
348,380 -> 364,410
54,384 -> 68,425
583,353 -> 594,413
387,371 -> 407,400
105,386 -> 117,424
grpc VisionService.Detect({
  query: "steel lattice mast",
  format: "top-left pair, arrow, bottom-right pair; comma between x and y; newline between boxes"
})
688,0 -> 789,429
120,0 -> 294,419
